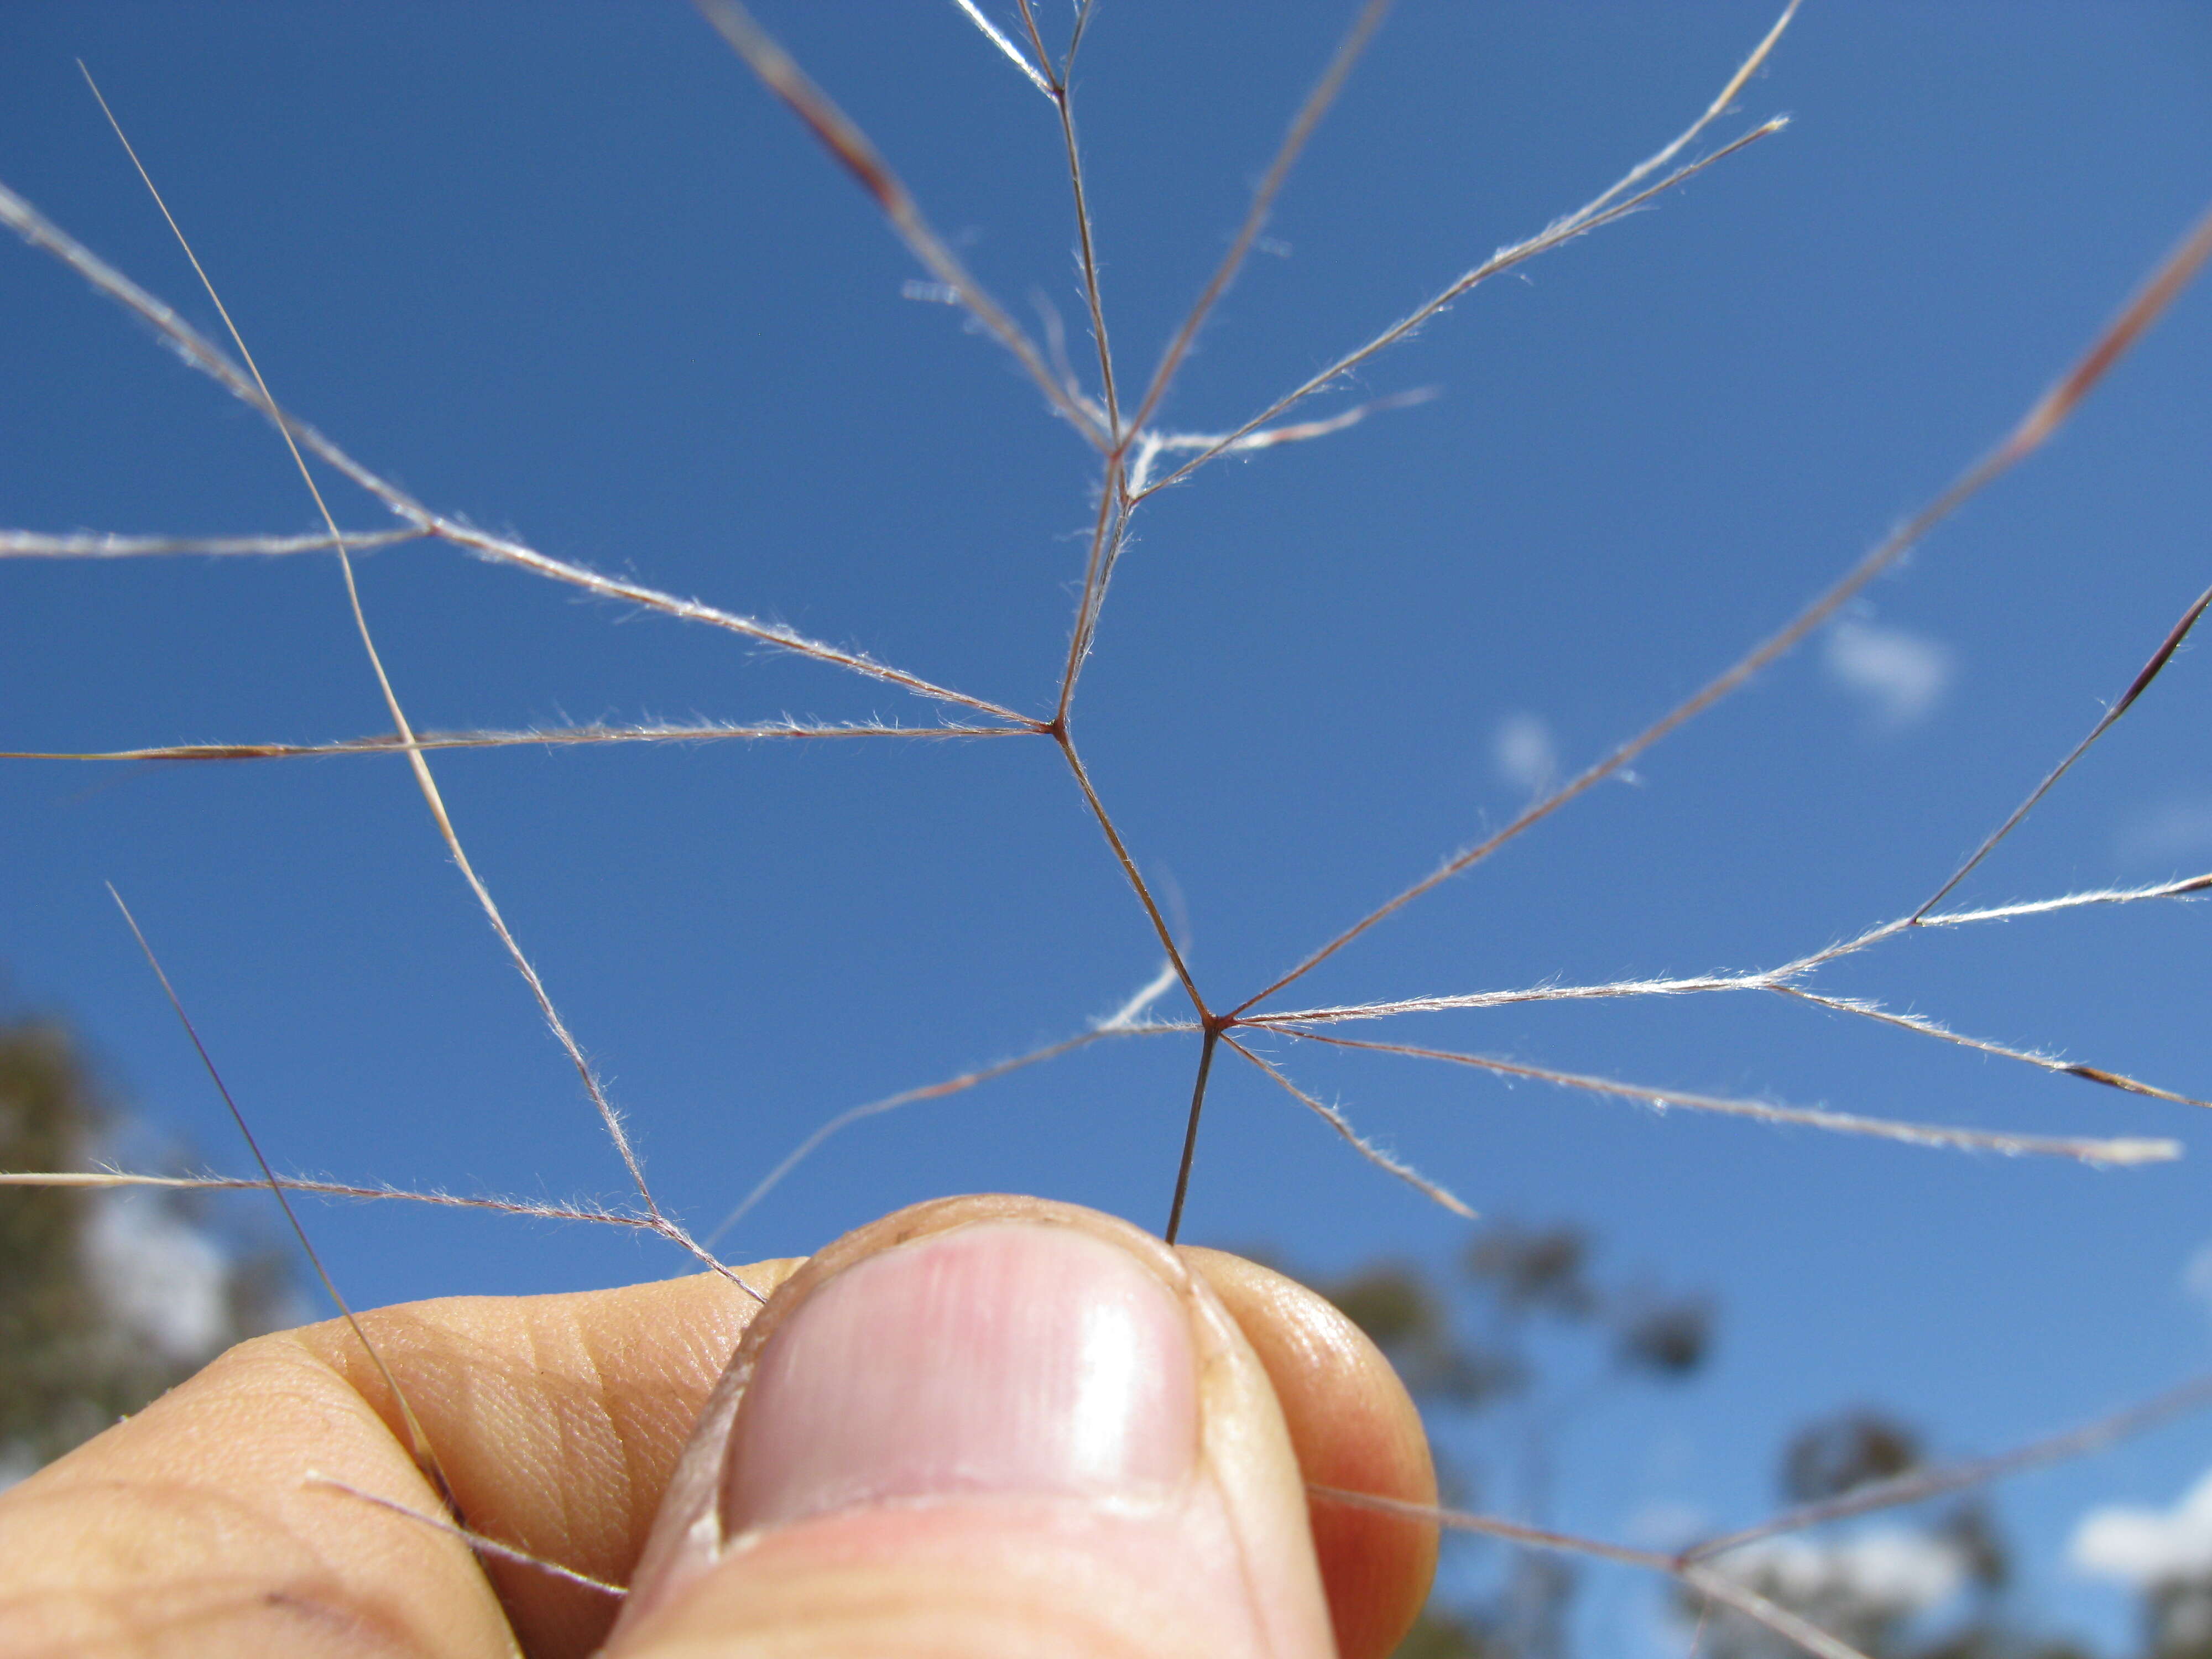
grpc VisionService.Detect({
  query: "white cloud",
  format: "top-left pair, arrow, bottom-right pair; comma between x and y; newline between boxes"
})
81,1192 -> 232,1365
1716,1527 -> 1968,1616
1494,711 -> 1558,795
2185,1241 -> 2212,1317
2115,799 -> 2212,869
1824,619 -> 1954,727
2072,1468 -> 2212,1585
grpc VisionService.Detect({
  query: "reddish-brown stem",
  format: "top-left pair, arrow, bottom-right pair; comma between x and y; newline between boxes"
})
1056,461 -> 1131,724
1051,726 -> 1204,1016
1162,1025 -> 1222,1245
1230,194 -> 2212,1020
690,0 -> 1108,448
1123,0 -> 1394,441
1912,570 -> 2212,921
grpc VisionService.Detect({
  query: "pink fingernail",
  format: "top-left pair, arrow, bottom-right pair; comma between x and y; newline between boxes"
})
721,1220 -> 1198,1532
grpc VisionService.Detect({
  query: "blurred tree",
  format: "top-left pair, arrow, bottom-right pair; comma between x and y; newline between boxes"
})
1690,1408 -> 2093,1659
1315,1230 -> 2126,1659
1314,1219 -> 1714,1659
2140,1578 -> 2212,1659
1781,1411 -> 1924,1505
0,1014 -> 295,1481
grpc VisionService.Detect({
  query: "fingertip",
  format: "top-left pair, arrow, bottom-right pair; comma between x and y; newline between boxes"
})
285,1258 -> 808,1657
612,1197 -> 1337,1659
1180,1246 -> 1439,1659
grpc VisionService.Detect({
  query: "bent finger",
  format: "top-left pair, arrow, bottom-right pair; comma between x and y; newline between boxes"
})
0,1261 -> 800,1659
1182,1247 -> 1438,1659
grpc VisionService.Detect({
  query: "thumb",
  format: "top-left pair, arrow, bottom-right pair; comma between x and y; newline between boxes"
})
604,1194 -> 1338,1659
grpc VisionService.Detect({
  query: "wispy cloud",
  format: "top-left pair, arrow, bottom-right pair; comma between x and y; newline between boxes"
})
82,1191 -> 233,1364
1712,1527 -> 1969,1615
1825,618 -> 1954,728
2115,798 -> 2212,870
1494,711 -> 1558,795
2184,1240 -> 2212,1319
2072,1468 -> 2212,1584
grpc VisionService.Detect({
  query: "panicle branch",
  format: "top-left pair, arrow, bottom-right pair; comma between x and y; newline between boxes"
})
1247,973 -> 1778,1026
1125,388 -> 1439,492
1307,1484 -> 1673,1572
1055,734 -> 1207,1015
1679,1567 -> 1879,1659
67,78 -> 760,1305
1124,0 -> 1394,440
1055,467 -> 1132,723
1575,0 -> 1800,223
1282,1026 -> 2180,1166
703,1014 -> 1185,1249
1922,874 -> 2212,926
0,176 -> 1029,726
1244,941 -> 2204,1108
304,1476 -> 628,1597
689,0 -> 1107,446
1767,985 -> 2211,1109
1230,191 -> 2212,1019
1314,1360 -> 2212,1659
1002,0 -> 1125,441
0,1167 -> 664,1230
1138,126 -> 1786,504
1684,1369 -> 2212,1562
103,883 -> 463,1511
1913,571 -> 2212,920
1222,1034 -> 1475,1217
3,718 -> 1036,764
951,0 -> 1054,99
0,527 -> 425,558
13,15 -> 2204,1522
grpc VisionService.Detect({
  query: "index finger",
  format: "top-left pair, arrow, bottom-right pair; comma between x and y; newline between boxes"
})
0,1249 -> 1434,1659
0,1262 -> 797,1659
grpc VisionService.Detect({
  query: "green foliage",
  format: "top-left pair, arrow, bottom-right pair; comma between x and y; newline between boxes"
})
1326,1219 -> 1714,1430
1689,1410 -> 2081,1659
1392,1604 -> 1504,1659
0,1016 -> 292,1474
1329,1261 -> 1527,1408
1312,1220 -> 1710,1659
1782,1411 -> 1926,1504
2143,1581 -> 2212,1659
1312,1233 -> 2139,1659
1,1019 -> 138,1462
1464,1226 -> 1598,1322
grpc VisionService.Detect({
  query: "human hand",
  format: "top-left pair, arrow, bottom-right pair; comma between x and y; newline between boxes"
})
0,1194 -> 1437,1658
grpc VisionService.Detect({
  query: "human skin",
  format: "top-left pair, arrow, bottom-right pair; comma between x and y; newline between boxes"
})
0,1194 -> 1437,1658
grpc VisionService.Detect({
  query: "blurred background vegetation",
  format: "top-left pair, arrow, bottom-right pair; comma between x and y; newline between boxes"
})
0,1010 -> 297,1483
1302,1223 -> 2205,1659
5,1001 -> 2211,1659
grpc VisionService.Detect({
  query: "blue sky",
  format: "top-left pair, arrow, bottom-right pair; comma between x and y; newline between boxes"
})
3,3 -> 2210,1651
